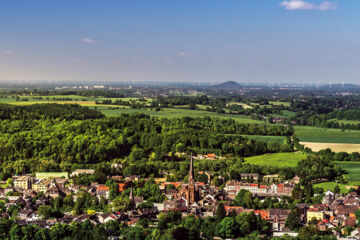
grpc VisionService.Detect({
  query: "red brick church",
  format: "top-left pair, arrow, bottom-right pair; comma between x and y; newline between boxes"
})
179,156 -> 199,206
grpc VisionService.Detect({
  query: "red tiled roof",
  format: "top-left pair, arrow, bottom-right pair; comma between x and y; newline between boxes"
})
308,208 -> 320,212
97,186 -> 109,191
254,210 -> 269,220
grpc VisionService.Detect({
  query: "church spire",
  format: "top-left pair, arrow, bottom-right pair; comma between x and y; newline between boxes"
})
187,154 -> 196,206
129,186 -> 135,209
188,154 -> 194,183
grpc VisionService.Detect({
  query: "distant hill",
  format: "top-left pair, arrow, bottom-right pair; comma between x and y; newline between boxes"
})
212,81 -> 243,90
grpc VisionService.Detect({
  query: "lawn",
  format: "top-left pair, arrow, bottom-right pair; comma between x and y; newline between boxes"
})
244,152 -> 307,168
314,182 -> 349,194
294,126 -> 360,144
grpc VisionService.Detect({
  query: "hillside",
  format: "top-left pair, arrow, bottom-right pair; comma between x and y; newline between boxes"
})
212,81 -> 243,90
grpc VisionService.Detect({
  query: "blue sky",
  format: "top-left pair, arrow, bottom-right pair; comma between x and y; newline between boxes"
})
0,0 -> 359,84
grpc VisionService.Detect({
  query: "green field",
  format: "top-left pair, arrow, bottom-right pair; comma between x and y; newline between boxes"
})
328,119 -> 360,125
336,161 -> 360,185
295,126 -> 360,144
314,182 -> 349,194
269,101 -> 291,107
0,96 -> 265,124
95,106 -> 263,123
314,162 -> 360,193
227,102 -> 253,109
244,152 -> 307,167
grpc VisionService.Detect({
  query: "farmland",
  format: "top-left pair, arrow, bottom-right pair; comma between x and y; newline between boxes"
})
314,162 -> 360,193
95,106 -> 264,123
244,152 -> 307,167
328,119 -> 360,125
336,161 -> 360,185
295,126 -> 360,144
0,96 -> 265,124
300,142 -> 360,153
269,101 -> 291,107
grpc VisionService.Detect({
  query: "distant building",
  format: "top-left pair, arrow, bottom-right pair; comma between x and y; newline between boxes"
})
70,169 -> 95,177
263,174 -> 281,183
14,176 -> 32,190
32,179 -> 51,192
46,186 -> 61,199
240,173 -> 259,182
307,208 -> 325,223
154,178 -> 167,184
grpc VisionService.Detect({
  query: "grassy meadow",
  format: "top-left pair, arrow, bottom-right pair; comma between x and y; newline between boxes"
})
0,96 -> 264,124
314,182 -> 349,194
314,162 -> 360,193
295,126 -> 360,144
328,119 -> 360,125
244,152 -> 307,168
336,161 -> 360,185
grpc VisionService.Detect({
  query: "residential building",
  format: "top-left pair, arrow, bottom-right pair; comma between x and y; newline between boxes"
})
70,169 -> 95,177
14,176 -> 32,190
32,179 -> 51,192
307,208 -> 325,223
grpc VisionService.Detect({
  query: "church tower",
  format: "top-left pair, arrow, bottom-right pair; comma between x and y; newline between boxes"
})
129,186 -> 135,210
187,156 -> 196,205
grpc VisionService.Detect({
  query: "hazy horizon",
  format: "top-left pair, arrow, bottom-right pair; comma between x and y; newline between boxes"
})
1,0 -> 360,84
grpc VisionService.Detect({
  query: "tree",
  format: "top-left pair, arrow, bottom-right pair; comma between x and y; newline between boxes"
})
216,203 -> 226,222
200,218 -> 216,239
216,217 -> 239,239
38,205 -> 52,220
172,226 -> 190,240
355,209 -> 360,223
243,191 -> 254,209
110,196 -> 130,212
285,208 -> 302,231
63,195 -> 74,210
182,215 -> 201,240
9,224 -> 22,240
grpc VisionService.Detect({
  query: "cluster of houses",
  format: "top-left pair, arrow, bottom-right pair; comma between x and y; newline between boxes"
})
304,190 -> 360,239
1,166 -> 360,239
224,181 -> 294,197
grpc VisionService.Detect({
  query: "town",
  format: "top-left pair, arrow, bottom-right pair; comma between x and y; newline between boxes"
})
1,156 -> 359,240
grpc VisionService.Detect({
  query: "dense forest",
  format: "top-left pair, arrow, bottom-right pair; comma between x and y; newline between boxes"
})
0,103 -> 103,120
0,104 -> 295,179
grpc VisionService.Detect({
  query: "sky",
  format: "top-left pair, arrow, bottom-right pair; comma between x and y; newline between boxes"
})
0,0 -> 360,84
